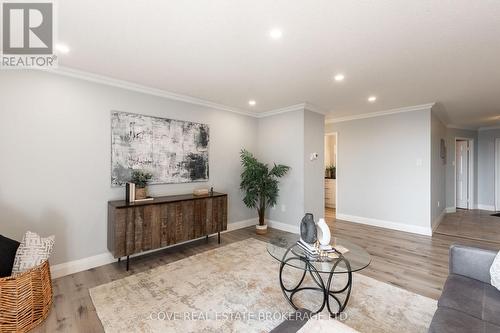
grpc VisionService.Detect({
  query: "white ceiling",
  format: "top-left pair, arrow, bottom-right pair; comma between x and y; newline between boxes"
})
57,0 -> 500,128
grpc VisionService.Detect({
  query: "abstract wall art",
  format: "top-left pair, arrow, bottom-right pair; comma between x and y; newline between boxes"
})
111,111 -> 209,186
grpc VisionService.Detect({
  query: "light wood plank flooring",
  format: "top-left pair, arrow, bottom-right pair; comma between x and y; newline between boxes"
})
434,209 -> 500,243
32,213 -> 500,332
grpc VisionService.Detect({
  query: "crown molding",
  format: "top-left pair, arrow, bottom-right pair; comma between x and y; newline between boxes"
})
256,102 -> 326,118
478,125 -> 500,131
325,103 -> 436,124
446,124 -> 478,131
42,67 -> 328,120
42,66 -> 256,117
255,103 -> 307,118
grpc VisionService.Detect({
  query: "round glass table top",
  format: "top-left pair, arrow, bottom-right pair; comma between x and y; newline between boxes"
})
266,235 -> 371,274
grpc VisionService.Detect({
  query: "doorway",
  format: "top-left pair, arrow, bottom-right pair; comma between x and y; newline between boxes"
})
324,132 -> 337,218
455,138 -> 474,210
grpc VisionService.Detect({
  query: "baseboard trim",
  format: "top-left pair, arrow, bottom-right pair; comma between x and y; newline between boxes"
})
336,213 -> 432,236
445,207 -> 456,213
477,204 -> 496,211
432,210 -> 446,232
50,217 -> 258,279
50,252 -> 115,279
267,219 -> 300,234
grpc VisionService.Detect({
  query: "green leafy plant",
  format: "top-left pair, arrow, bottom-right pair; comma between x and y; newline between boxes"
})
131,170 -> 153,188
239,149 -> 290,226
326,165 -> 336,179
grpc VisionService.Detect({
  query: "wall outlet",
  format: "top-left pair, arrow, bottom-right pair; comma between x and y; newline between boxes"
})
281,204 -> 286,212
437,201 -> 440,207
416,158 -> 423,167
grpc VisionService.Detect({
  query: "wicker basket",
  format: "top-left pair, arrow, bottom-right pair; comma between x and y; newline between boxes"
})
0,261 -> 53,333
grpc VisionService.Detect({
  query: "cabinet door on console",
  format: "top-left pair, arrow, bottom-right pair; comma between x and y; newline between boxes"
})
206,196 -> 227,234
193,199 -> 207,238
143,205 -> 161,251
159,203 -> 177,247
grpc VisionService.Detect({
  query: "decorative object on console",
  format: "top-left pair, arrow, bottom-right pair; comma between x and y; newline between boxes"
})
0,234 -> 20,277
316,218 -> 331,250
300,213 -> 317,244
125,182 -> 135,203
131,169 -> 152,200
11,231 -> 55,274
239,149 -> 290,235
111,111 -> 209,186
193,188 -> 209,196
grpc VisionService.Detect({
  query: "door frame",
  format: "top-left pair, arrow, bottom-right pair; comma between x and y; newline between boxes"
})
325,132 -> 338,211
454,137 -> 474,210
495,138 -> 500,211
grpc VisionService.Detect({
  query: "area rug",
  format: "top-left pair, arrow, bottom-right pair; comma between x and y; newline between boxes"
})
90,238 -> 436,333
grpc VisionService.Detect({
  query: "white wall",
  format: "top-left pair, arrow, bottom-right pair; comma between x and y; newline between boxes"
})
304,110 -> 325,220
257,110 -> 304,227
326,108 -> 432,235
478,128 -> 500,209
0,70 -> 258,265
430,111 -> 447,228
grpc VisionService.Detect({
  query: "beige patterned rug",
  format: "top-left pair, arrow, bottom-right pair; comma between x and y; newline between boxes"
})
90,238 -> 436,333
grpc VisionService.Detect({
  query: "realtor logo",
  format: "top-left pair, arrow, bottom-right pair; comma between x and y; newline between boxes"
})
1,1 -> 57,68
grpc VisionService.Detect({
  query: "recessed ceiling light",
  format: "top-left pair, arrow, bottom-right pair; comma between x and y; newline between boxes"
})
269,29 -> 283,39
368,96 -> 377,102
55,43 -> 70,54
248,100 -> 256,106
334,74 -> 345,82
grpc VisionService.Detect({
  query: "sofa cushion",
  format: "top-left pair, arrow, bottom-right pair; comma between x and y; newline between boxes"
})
429,307 -> 500,333
483,282 -> 500,326
438,274 -> 484,320
0,234 -> 20,277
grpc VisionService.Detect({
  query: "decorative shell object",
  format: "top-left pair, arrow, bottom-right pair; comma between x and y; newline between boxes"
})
300,213 -> 317,244
316,218 -> 332,250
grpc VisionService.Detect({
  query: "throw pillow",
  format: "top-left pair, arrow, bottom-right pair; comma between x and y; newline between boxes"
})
0,234 -> 20,277
11,231 -> 55,274
491,251 -> 500,290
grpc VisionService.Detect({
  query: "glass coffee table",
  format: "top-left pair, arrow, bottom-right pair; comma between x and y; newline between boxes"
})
267,235 -> 371,317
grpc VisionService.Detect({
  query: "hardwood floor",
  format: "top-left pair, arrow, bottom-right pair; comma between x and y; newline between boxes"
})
32,212 -> 500,332
434,209 -> 500,243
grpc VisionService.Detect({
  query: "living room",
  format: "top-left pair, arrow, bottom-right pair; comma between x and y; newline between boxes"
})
1,1 -> 500,333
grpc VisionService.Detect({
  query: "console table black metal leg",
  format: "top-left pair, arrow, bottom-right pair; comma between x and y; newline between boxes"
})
126,255 -> 130,271
218,232 -> 221,244
206,235 -> 209,243
117,257 -> 121,263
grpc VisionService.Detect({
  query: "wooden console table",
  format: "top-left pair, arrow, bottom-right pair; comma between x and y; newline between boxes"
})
108,192 -> 227,270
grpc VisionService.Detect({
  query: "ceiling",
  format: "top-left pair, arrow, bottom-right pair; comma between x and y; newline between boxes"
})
56,0 -> 500,128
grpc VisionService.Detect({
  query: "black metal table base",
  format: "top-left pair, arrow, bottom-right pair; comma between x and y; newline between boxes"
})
279,249 -> 352,317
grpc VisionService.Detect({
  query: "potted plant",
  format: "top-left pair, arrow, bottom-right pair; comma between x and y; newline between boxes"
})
239,149 -> 290,235
325,165 -> 336,179
131,170 -> 153,200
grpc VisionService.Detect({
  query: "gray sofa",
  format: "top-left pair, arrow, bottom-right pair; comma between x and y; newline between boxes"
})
429,245 -> 500,333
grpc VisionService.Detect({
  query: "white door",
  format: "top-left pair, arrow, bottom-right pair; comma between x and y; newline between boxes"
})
456,140 -> 469,209
496,138 -> 500,211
